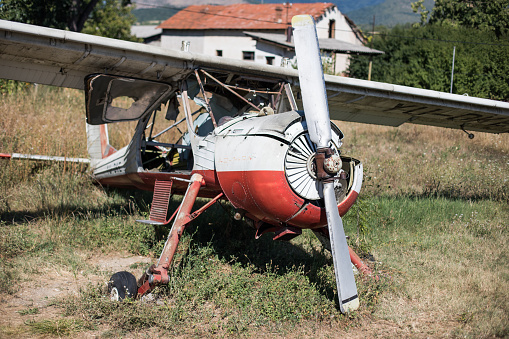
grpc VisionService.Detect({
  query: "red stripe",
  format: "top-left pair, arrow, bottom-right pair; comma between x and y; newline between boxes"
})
97,169 -> 359,230
216,170 -> 359,229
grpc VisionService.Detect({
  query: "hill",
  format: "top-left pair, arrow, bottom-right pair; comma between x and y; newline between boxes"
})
346,0 -> 434,27
132,0 -> 252,24
132,0 -> 435,26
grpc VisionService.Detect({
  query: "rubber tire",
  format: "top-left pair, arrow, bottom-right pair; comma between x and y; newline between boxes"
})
108,271 -> 138,301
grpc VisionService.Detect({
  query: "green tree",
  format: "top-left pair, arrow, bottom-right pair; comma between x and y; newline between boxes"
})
0,0 -> 98,32
348,24 -> 509,100
0,0 -> 139,41
82,0 -> 140,41
413,0 -> 509,37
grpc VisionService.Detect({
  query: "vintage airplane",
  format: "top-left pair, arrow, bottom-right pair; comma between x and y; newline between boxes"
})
0,16 -> 508,314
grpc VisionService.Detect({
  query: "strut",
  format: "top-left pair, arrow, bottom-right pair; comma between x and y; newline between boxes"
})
137,174 -> 223,297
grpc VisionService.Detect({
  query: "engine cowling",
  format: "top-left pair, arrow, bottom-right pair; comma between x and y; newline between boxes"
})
214,111 -> 362,230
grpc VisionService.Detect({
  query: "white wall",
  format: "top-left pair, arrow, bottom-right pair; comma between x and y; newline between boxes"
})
315,7 -> 361,45
160,7 -> 363,75
203,30 -> 257,59
314,7 -> 363,74
161,30 -> 205,53
162,29 -> 292,67
254,40 -> 296,67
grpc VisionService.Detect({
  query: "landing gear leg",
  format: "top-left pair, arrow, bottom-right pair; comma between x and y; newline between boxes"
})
137,173 -> 204,297
312,228 -> 373,275
135,174 -> 223,298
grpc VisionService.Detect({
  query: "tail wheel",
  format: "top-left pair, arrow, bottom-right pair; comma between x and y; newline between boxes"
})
108,271 -> 138,301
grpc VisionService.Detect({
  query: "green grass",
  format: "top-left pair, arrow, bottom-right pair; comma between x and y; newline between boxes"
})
0,86 -> 508,337
17,307 -> 39,315
60,224 -> 387,337
26,318 -> 86,336
366,197 -> 508,337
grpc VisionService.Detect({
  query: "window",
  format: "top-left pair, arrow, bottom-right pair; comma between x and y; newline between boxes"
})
242,51 -> 255,61
328,19 -> 336,39
216,50 -> 223,57
266,56 -> 275,65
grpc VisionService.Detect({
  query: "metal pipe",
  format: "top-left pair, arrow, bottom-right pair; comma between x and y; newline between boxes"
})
200,69 -> 262,111
156,173 -> 204,270
348,246 -> 372,275
450,46 -> 456,94
194,69 -> 217,128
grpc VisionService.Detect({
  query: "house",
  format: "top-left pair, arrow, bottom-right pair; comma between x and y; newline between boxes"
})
131,25 -> 162,45
157,3 -> 382,75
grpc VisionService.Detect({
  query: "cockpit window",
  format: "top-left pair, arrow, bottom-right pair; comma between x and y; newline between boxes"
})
85,74 -> 173,125
194,70 -> 291,115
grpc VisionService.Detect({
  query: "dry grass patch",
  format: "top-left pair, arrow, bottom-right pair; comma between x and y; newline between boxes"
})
339,121 -> 509,201
1,85 -> 508,337
368,198 -> 508,337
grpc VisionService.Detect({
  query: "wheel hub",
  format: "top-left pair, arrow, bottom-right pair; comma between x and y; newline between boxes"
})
110,287 -> 119,301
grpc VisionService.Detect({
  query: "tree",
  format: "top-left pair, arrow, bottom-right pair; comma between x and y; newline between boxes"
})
82,0 -> 140,41
0,0 -> 139,41
348,0 -> 509,100
348,24 -> 509,100
413,0 -> 509,37
0,0 -> 98,32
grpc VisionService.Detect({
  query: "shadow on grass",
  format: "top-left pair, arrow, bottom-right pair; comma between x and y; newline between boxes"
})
405,190 -> 508,202
0,185 -> 356,305
167,199 -> 339,303
0,187 -> 153,224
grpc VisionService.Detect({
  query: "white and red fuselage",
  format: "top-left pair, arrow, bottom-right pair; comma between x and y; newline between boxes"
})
91,110 -> 363,232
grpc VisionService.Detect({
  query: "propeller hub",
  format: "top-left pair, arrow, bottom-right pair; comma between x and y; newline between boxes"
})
324,153 -> 342,175
315,147 -> 342,179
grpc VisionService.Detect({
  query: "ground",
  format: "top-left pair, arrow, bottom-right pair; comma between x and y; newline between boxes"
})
0,253 -> 153,338
0,251 -> 469,338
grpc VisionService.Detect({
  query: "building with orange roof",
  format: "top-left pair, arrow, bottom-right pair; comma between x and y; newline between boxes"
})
156,3 -> 381,74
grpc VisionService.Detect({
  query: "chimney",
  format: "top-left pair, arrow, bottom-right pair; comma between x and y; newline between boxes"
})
286,26 -> 292,43
275,6 -> 283,23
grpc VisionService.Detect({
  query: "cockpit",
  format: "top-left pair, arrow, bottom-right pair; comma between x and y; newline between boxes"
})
136,70 -> 298,174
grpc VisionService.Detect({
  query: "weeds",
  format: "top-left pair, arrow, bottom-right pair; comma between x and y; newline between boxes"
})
26,318 -> 86,336
62,231 -> 385,336
17,307 -> 39,315
0,86 -> 508,337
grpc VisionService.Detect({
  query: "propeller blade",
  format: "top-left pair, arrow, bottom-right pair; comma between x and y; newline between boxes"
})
291,15 -> 331,149
292,14 -> 359,313
323,182 -> 359,313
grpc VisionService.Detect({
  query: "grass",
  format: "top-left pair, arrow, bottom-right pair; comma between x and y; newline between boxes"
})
366,197 -> 508,337
0,85 -> 508,337
26,318 -> 86,336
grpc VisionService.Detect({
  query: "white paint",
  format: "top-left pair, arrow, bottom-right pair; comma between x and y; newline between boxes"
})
215,133 -> 284,172
292,15 -> 331,148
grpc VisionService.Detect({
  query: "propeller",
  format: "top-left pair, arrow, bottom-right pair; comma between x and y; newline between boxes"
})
292,15 -> 359,313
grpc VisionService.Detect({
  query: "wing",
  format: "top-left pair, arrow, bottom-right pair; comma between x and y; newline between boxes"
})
0,19 -> 285,89
322,76 -> 509,133
0,19 -> 508,134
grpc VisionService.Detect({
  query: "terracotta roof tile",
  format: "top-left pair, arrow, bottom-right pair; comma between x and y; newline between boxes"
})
158,3 -> 335,30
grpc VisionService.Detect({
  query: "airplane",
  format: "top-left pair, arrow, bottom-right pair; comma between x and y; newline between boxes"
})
0,16 -> 508,314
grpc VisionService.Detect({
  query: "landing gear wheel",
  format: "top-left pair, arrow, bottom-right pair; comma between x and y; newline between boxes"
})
108,271 -> 138,301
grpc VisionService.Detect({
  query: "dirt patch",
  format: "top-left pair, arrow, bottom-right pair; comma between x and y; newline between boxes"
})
0,252 -> 153,337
